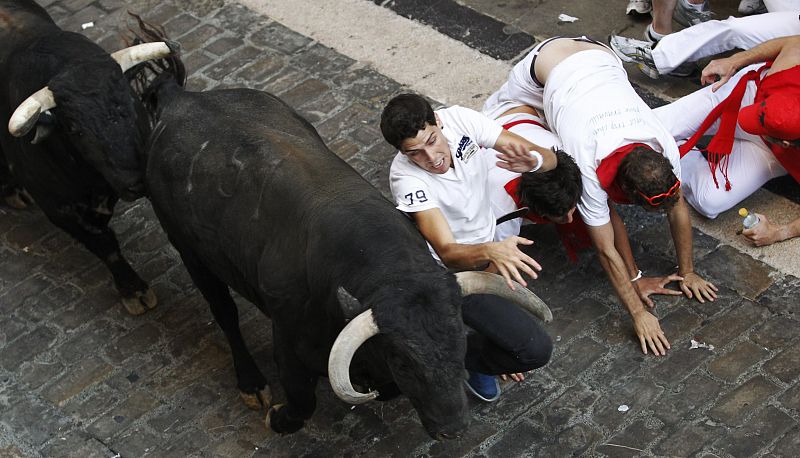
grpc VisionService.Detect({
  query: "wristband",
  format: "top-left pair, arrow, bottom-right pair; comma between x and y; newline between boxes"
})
528,150 -> 543,173
631,269 -> 643,282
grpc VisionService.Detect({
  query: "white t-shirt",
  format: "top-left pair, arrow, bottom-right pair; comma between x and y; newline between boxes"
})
543,50 -> 682,226
390,106 -> 503,261
486,112 -> 561,241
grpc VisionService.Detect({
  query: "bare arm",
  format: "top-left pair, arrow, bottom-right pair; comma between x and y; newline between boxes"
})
413,207 -> 541,289
493,129 -> 557,173
743,213 -> 800,246
586,222 -> 670,356
666,194 -> 718,302
702,35 -> 800,90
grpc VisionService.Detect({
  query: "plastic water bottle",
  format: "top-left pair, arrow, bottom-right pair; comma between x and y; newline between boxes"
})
739,208 -> 760,230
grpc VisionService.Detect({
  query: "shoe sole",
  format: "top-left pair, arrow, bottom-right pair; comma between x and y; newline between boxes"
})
464,379 -> 501,402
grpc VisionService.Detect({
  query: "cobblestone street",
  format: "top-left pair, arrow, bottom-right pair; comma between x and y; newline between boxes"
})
1,0 -> 799,456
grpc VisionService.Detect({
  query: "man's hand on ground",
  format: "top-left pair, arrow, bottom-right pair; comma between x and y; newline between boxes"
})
679,272 -> 718,303
632,310 -> 670,356
634,274 -> 685,307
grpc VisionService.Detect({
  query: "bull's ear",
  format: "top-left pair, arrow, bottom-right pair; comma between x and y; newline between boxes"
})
337,287 -> 368,320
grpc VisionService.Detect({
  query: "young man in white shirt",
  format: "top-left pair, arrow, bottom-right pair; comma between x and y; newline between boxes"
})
380,93 -> 573,402
485,37 -> 718,357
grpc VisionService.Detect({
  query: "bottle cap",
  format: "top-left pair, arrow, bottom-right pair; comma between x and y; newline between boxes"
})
738,208 -> 748,217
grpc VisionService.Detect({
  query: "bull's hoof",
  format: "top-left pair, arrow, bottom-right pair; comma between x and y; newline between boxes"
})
3,189 -> 34,210
266,404 -> 304,434
240,386 -> 272,411
121,288 -> 157,315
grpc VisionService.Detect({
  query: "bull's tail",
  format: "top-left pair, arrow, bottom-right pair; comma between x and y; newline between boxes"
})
123,12 -> 187,127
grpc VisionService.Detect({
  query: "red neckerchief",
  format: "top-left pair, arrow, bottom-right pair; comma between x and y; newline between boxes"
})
678,63 -> 771,191
753,65 -> 800,182
595,142 -> 652,204
504,177 -> 592,262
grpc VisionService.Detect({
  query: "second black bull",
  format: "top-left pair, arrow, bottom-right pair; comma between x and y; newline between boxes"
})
139,71 -> 553,437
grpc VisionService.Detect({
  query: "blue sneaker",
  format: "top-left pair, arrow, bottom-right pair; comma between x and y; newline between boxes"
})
464,371 -> 500,402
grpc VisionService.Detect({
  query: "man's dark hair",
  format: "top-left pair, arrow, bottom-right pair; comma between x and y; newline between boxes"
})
380,94 -> 436,149
517,149 -> 582,218
617,146 -> 680,210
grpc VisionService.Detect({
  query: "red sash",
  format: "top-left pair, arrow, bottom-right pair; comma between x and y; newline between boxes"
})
595,143 -> 652,204
504,177 -> 591,262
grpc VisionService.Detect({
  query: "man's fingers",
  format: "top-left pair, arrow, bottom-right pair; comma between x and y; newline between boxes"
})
639,336 -> 648,355
644,296 -> 655,308
681,284 -> 693,299
657,288 -> 684,296
692,286 -> 706,303
665,274 -> 684,283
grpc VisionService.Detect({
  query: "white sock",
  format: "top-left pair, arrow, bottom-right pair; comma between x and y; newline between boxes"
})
646,23 -> 666,41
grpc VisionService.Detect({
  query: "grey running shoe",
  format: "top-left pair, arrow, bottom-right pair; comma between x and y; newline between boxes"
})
738,0 -> 767,15
673,0 -> 714,27
626,0 -> 652,14
609,35 -> 696,79
609,35 -> 659,78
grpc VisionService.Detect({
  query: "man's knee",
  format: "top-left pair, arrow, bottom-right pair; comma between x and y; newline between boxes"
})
515,332 -> 553,370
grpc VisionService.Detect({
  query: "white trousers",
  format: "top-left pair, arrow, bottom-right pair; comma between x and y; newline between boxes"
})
765,0 -> 800,11
653,11 -> 800,73
654,65 -> 787,219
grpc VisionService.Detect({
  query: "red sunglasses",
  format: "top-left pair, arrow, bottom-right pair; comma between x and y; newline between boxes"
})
637,179 -> 681,206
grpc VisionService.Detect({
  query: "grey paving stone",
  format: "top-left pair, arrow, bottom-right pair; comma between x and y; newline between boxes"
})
780,382 -> 800,411
714,406 -> 795,457
203,46 -> 263,81
485,421 -> 544,457
41,356 -> 114,406
592,377 -> 663,433
205,36 -> 244,56
0,326 -> 58,371
707,340 -> 770,383
709,375 -> 781,426
650,374 -> 723,426
41,432 -> 114,458
599,418 -> 662,456
694,299 -> 771,350
249,21 -> 313,55
758,275 -> 800,318
771,426 -> 800,458
654,420 -> 725,457
548,336 -> 608,380
751,315 -> 800,350
764,340 -> 800,383
696,245 -> 775,298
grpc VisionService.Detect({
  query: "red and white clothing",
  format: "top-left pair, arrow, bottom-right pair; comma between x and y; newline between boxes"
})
651,11 -> 799,74
487,112 -> 560,241
390,106 -> 502,262
542,50 -> 681,226
654,64 -> 798,218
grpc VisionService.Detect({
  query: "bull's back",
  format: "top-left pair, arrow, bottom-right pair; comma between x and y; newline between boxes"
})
146,89 -> 386,303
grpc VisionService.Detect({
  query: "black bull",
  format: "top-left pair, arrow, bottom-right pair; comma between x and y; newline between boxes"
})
143,81 -> 551,439
0,1 -> 172,314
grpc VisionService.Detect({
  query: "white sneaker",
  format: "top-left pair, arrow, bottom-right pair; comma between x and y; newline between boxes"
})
738,0 -> 767,15
626,0 -> 652,14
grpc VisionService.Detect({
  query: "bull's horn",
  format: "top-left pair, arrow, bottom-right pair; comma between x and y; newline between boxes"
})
328,309 -> 380,404
111,41 -> 174,73
8,87 -> 56,137
455,271 -> 553,323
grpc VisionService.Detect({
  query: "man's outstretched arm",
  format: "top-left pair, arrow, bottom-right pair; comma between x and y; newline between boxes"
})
586,222 -> 670,356
702,35 -> 800,90
413,208 -> 541,289
666,194 -> 719,302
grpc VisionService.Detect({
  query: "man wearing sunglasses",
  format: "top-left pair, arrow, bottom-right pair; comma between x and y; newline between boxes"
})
484,36 -> 718,356
654,35 -> 800,247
